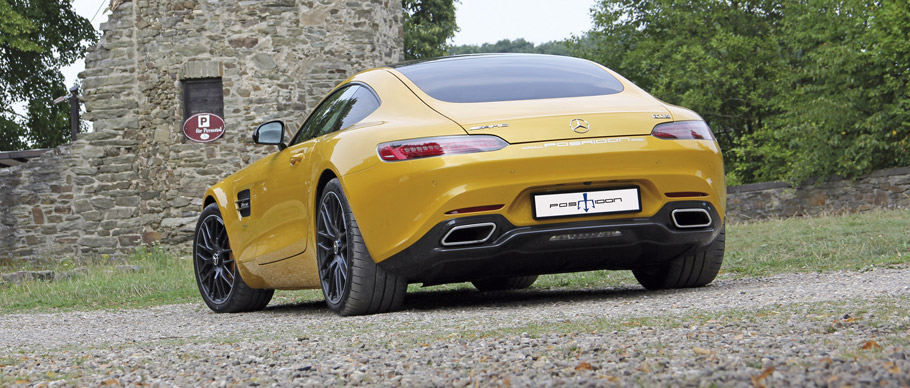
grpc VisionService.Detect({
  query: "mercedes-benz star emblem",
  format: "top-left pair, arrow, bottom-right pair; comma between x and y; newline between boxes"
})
570,118 -> 590,134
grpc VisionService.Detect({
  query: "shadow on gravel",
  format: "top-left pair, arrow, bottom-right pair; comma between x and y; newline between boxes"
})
260,285 -> 705,315
402,286 -> 654,312
263,300 -> 328,314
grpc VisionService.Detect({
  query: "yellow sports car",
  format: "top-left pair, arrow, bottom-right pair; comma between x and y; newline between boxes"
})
193,54 -> 726,315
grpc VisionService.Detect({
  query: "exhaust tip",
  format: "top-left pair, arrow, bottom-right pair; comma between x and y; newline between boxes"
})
671,209 -> 712,229
441,223 -> 497,246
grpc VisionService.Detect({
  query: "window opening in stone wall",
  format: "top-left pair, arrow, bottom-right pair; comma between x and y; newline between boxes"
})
182,78 -> 224,121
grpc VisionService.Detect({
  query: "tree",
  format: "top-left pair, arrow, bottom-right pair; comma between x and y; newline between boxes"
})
0,0 -> 96,151
571,0 -> 787,184
449,38 -> 571,56
574,0 -> 910,184
743,0 -> 910,183
402,0 -> 459,60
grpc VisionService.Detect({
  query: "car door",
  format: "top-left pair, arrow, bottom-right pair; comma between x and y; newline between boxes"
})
250,85 -> 377,264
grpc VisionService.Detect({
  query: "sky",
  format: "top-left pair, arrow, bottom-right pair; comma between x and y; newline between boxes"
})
60,0 -> 598,91
451,0 -> 596,46
60,0 -> 110,90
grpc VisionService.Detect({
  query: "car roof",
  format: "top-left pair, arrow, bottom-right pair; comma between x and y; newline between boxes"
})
388,54 -> 625,104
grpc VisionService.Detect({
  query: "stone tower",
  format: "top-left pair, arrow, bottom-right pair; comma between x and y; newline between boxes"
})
0,0 -> 402,260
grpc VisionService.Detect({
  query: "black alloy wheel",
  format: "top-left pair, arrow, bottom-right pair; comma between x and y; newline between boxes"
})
316,190 -> 349,306
193,203 -> 273,313
195,213 -> 235,304
315,179 -> 407,316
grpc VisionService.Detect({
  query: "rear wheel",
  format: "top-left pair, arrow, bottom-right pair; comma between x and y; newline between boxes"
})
194,203 -> 273,313
472,275 -> 538,292
316,179 -> 407,316
633,226 -> 725,290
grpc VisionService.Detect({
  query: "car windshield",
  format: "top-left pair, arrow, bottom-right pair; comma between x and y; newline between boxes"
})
394,54 -> 624,103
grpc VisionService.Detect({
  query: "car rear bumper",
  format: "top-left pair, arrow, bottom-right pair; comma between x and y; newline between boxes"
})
344,136 -> 725,263
377,201 -> 722,285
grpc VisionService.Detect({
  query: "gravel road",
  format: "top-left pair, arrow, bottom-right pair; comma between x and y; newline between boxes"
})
2,267 -> 909,387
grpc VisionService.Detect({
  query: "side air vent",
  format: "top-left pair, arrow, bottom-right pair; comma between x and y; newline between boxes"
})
236,189 -> 251,217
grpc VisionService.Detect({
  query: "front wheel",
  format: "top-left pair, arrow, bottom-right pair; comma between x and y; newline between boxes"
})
632,226 -> 725,290
193,203 -> 273,313
316,179 -> 407,316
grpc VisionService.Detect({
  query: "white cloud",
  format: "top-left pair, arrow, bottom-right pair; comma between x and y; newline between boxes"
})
451,0 -> 596,46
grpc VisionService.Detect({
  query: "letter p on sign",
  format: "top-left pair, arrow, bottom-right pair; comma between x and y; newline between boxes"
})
198,114 -> 210,128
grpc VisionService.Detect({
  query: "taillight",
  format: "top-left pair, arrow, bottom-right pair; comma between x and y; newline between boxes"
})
651,121 -> 714,140
378,135 -> 509,161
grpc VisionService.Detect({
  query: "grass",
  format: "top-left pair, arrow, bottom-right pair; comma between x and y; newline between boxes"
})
723,208 -> 910,276
0,246 -> 196,313
0,209 -> 908,314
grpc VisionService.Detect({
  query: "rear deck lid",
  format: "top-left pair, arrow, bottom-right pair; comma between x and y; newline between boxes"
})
391,54 -> 672,144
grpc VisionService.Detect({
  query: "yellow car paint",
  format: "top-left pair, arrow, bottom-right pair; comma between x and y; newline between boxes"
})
202,62 -> 725,291
344,135 -> 724,263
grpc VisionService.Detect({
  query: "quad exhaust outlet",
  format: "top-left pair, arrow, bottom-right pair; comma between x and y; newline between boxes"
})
441,223 -> 497,246
671,209 -> 712,229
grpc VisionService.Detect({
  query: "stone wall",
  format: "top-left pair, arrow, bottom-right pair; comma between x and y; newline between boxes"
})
726,167 -> 910,222
117,0 -> 402,248
0,146 -> 78,264
1,0 -> 402,261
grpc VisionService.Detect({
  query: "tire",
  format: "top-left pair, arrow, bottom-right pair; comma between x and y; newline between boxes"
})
193,203 -> 274,313
316,179 -> 407,316
472,275 -> 539,292
633,226 -> 725,290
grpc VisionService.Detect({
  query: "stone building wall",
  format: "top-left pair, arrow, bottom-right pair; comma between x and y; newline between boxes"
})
0,146 -> 78,263
726,167 -> 910,222
1,0 -> 402,261
118,0 -> 403,247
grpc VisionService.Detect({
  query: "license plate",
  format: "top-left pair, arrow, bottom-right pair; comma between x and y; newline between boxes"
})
532,187 -> 641,219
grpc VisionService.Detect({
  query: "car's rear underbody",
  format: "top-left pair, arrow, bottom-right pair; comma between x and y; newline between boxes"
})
379,200 -> 723,285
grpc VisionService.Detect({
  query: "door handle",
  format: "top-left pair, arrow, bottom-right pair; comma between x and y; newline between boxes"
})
289,154 -> 304,166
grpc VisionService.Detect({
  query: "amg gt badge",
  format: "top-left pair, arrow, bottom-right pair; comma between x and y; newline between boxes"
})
570,119 -> 590,134
652,114 -> 671,119
468,123 -> 510,131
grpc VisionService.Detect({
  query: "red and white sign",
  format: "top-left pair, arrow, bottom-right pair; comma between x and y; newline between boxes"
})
183,113 -> 225,143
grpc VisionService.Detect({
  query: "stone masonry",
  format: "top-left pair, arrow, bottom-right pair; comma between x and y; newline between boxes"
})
725,167 -> 910,222
1,0 -> 402,262
0,147 -> 79,260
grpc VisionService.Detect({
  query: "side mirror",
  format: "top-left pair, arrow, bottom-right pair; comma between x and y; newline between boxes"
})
253,120 -> 287,150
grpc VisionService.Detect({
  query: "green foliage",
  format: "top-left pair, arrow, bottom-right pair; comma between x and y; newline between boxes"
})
575,0 -> 910,184
0,116 -> 27,151
449,38 -> 571,56
402,0 -> 460,60
0,0 -> 96,151
0,0 -> 41,52
743,1 -> 910,183
572,0 -> 786,182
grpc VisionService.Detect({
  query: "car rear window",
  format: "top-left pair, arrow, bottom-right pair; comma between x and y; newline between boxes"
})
394,54 -> 625,103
